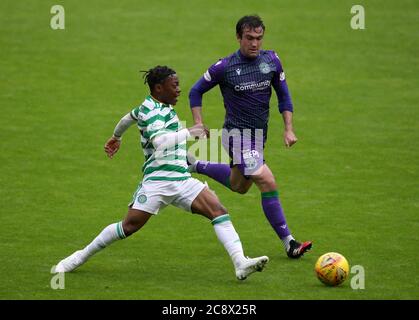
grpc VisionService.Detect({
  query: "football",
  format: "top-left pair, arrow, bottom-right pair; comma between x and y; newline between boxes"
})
315,252 -> 349,286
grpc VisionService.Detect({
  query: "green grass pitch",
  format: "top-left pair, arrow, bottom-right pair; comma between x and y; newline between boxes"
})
0,0 -> 418,299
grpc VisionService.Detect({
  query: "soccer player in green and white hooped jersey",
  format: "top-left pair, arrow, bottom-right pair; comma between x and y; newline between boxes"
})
130,95 -> 190,183
54,66 -> 269,281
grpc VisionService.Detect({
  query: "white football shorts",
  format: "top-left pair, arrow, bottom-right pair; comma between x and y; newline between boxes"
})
129,177 -> 207,214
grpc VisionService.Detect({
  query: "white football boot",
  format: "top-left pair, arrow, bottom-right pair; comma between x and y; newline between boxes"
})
235,256 -> 269,280
54,250 -> 86,273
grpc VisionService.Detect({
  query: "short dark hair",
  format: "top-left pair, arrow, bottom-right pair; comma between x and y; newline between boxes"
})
236,15 -> 265,38
141,65 -> 176,91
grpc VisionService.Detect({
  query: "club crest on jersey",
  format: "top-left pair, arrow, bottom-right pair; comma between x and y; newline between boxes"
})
259,62 -> 271,74
242,149 -> 260,170
137,194 -> 147,204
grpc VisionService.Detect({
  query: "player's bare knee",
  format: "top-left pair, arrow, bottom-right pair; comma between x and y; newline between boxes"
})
264,178 -> 277,190
230,181 -> 250,194
256,179 -> 277,192
121,224 -> 134,237
230,183 -> 240,193
236,186 -> 249,194
209,202 -> 227,218
215,202 -> 227,215
122,221 -> 139,237
252,172 -> 276,191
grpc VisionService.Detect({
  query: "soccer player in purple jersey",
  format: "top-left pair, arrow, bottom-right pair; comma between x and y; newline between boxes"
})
188,15 -> 312,258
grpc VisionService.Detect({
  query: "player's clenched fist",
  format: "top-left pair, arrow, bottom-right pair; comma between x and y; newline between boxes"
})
104,136 -> 121,158
283,129 -> 298,148
188,123 -> 209,139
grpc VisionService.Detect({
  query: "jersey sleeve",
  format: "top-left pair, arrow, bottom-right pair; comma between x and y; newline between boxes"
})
205,58 -> 227,84
189,58 -> 227,107
270,51 -> 293,113
130,106 -> 141,120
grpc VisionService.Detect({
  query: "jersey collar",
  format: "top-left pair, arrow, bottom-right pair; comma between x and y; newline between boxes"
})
236,49 -> 260,62
148,94 -> 171,109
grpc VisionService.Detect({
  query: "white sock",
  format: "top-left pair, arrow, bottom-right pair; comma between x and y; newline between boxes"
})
81,222 -> 126,258
190,161 -> 198,172
212,214 -> 246,268
282,235 -> 294,251
186,153 -> 203,173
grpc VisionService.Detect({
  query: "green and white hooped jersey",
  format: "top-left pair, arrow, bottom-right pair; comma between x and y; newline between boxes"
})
130,95 -> 190,182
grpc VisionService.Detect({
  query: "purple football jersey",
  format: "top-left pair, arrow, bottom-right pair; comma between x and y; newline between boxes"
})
189,50 -> 293,139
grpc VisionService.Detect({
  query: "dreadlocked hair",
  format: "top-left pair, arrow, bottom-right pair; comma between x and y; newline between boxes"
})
140,65 -> 176,92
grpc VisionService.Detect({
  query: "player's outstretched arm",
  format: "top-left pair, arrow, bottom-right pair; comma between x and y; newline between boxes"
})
191,106 -> 204,125
189,60 -> 225,127
190,107 -> 210,138
104,113 -> 136,158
